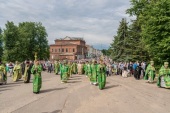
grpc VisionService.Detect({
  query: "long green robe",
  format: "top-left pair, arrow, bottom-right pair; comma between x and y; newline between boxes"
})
72,63 -> 77,74
54,62 -> 60,74
23,64 -> 31,83
13,64 -> 21,82
157,66 -> 170,88
90,64 -> 98,83
59,63 -> 63,79
84,64 -> 88,75
61,64 -> 69,83
97,64 -> 106,90
87,64 -> 92,79
31,64 -> 42,93
144,64 -> 155,82
0,65 -> 7,84
82,64 -> 85,74
67,64 -> 72,78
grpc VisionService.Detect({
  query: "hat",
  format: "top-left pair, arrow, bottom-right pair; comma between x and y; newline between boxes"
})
92,59 -> 95,63
150,61 -> 154,63
164,62 -> 169,65
150,61 -> 154,64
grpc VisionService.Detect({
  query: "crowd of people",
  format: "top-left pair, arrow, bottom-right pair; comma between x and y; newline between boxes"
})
0,58 -> 170,94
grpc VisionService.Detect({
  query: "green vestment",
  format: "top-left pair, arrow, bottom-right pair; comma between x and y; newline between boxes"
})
84,64 -> 88,75
59,63 -> 63,79
144,64 -> 155,82
67,64 -> 72,78
90,64 -> 98,83
13,64 -> 21,82
23,64 -> 31,83
87,64 -> 92,79
31,64 -> 42,93
61,64 -> 69,83
72,63 -> 77,74
157,66 -> 170,88
97,64 -> 106,90
54,62 -> 60,74
0,65 -> 7,84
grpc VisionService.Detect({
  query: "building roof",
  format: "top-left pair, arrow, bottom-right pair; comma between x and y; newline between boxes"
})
55,36 -> 85,41
50,42 -> 78,46
86,45 -> 93,48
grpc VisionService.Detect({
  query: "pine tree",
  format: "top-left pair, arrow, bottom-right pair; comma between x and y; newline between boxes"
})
110,18 -> 130,61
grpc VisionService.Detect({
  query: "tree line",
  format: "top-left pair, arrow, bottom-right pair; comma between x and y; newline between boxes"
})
0,21 -> 50,62
106,0 -> 170,66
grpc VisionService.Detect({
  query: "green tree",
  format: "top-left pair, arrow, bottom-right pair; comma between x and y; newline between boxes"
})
3,21 -> 19,62
127,0 -> 170,64
140,0 -> 170,64
3,21 -> 50,62
0,28 -> 3,60
101,49 -> 111,56
128,20 -> 149,61
110,18 -> 130,61
18,22 -> 49,60
34,22 -> 49,60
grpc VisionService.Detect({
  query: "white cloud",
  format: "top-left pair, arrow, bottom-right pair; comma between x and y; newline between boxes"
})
0,0 -> 135,49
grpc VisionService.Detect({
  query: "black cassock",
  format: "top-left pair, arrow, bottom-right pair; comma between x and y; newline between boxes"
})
134,65 -> 142,80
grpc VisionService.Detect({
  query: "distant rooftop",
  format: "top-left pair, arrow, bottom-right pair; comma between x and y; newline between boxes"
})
55,36 -> 85,41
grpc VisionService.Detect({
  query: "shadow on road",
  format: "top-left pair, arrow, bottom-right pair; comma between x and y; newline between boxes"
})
7,81 -> 25,85
0,88 -> 11,92
42,110 -> 61,113
0,84 -> 20,88
104,85 -> 120,90
41,87 -> 67,93
67,81 -> 82,83
69,78 -> 81,80
71,75 -> 82,78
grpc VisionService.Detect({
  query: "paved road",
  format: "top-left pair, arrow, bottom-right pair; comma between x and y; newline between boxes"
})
0,72 -> 170,113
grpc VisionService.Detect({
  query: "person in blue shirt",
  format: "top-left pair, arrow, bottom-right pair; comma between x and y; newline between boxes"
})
133,62 -> 138,76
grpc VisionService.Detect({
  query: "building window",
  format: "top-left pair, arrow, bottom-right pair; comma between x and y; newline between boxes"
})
62,48 -> 64,52
52,49 -> 53,52
66,48 -> 68,52
73,48 -> 75,52
59,49 -> 60,52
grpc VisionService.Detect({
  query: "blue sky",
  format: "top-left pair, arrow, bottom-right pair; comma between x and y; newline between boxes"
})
0,0 -> 135,50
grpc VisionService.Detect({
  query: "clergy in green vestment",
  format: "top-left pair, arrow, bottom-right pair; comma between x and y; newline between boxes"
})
90,60 -> 98,85
23,61 -> 32,83
157,62 -> 170,88
13,61 -> 22,82
84,61 -> 89,77
59,62 -> 63,79
54,61 -> 60,75
83,61 -> 88,76
87,61 -> 92,79
72,62 -> 77,74
31,60 -> 42,94
144,61 -> 156,83
0,62 -> 7,85
67,61 -> 72,78
97,59 -> 106,90
61,60 -> 69,83
82,62 -> 86,74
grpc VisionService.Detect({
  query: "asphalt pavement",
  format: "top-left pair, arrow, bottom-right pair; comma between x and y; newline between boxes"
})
0,72 -> 170,113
